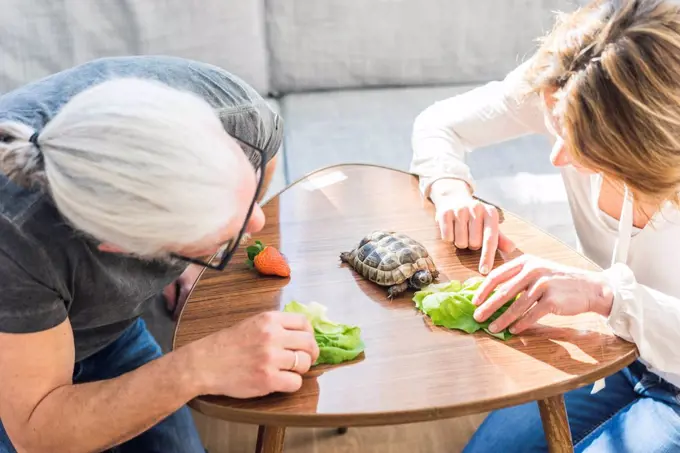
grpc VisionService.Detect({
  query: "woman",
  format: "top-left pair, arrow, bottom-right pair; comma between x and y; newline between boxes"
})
0,56 -> 319,453
411,1 -> 680,451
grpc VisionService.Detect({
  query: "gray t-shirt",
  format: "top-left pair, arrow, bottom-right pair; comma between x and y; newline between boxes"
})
0,56 -> 283,361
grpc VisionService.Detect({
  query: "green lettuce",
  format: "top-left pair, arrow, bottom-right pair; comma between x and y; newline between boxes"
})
413,276 -> 517,340
283,301 -> 365,365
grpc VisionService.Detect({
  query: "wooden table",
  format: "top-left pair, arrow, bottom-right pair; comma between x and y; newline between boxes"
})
173,164 -> 638,453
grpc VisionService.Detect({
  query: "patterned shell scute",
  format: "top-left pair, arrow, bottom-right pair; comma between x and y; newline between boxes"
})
351,231 -> 433,286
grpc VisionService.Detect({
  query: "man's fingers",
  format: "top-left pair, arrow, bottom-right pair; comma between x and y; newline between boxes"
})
282,330 -> 320,362
271,312 -> 314,334
272,371 -> 304,393
275,349 -> 313,374
479,207 -> 500,274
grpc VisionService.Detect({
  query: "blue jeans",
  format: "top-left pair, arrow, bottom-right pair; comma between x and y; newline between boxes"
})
464,361 -> 680,453
0,318 -> 205,453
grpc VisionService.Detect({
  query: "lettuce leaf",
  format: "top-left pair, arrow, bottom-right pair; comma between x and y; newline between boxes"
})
413,277 -> 517,341
283,301 -> 365,365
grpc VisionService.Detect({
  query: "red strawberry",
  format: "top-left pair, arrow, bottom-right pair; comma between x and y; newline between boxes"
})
245,240 -> 290,277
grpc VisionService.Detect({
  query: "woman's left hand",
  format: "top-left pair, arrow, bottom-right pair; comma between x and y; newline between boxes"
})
472,254 -> 615,335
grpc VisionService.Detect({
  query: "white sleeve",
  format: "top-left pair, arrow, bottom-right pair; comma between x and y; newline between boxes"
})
409,59 -> 551,198
602,262 -> 680,383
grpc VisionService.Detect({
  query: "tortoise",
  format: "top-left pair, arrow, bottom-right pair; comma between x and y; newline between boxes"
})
339,230 -> 439,299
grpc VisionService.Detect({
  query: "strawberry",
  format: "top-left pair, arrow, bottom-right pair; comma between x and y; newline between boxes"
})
245,240 -> 290,277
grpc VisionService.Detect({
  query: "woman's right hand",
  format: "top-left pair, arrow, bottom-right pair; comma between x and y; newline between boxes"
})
430,180 -> 515,275
187,311 -> 319,399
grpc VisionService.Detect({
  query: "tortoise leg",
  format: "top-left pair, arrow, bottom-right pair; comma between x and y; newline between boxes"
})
387,282 -> 409,299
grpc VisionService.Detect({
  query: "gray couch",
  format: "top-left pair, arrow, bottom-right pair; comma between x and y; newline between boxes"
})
0,0 -> 586,349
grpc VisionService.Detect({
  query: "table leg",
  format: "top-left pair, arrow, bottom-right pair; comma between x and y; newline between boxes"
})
255,425 -> 286,453
255,426 -> 264,453
538,395 -> 573,453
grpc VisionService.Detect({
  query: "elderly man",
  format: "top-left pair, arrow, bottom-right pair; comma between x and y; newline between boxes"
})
0,56 -> 318,453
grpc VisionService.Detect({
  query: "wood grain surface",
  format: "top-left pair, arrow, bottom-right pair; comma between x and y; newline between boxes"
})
256,425 -> 286,453
538,395 -> 573,453
173,164 -> 638,428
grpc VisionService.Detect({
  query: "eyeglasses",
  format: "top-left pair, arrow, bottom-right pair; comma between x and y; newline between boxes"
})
170,135 -> 267,271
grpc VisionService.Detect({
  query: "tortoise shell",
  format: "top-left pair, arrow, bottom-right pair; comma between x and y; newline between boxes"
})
340,230 -> 438,286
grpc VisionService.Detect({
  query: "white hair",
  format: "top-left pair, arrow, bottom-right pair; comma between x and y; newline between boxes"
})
0,78 -> 244,257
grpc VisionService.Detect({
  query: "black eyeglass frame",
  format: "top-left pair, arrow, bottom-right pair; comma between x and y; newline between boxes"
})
170,136 -> 267,271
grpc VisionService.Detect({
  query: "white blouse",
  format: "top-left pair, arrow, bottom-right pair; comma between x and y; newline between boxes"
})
410,60 -> 680,389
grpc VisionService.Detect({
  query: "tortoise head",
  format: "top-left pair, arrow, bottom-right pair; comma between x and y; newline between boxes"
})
409,270 -> 434,289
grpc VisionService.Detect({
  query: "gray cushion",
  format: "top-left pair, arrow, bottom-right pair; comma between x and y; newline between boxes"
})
280,85 -> 577,246
0,0 -> 270,95
266,0 -> 584,93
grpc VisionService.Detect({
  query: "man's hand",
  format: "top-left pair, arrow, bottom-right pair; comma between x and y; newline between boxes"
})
0,310 -> 319,453
188,311 -> 320,398
163,264 -> 203,320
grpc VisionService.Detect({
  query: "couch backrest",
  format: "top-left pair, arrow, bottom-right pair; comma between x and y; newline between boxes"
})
0,0 -> 270,95
0,0 -> 588,97
266,0 -> 587,93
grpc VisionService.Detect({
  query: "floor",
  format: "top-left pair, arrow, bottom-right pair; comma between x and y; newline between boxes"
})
193,411 -> 488,453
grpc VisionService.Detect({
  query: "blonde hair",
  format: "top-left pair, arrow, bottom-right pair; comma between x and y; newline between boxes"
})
522,0 -> 680,205
0,78 -> 244,257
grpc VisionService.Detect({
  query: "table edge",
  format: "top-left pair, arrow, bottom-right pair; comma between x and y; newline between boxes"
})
186,348 -> 637,427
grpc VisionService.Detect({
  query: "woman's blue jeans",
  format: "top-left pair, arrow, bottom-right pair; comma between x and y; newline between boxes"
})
464,360 -> 680,453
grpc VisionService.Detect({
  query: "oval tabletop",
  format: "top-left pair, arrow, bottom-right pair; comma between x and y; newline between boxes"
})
173,164 -> 638,427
